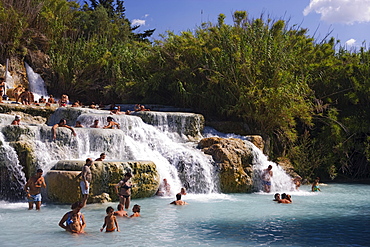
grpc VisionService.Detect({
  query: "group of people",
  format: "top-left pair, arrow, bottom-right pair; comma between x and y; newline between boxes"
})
273,193 -> 293,204
88,117 -> 120,129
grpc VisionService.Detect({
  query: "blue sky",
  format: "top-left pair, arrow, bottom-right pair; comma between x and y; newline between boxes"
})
80,0 -> 370,49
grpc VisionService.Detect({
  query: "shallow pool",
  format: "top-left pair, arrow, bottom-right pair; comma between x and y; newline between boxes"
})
1,183 -> 369,247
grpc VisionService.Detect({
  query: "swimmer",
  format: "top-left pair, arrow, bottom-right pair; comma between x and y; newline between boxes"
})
103,116 -> 120,129
180,187 -> 187,195
52,119 -> 77,140
74,121 -> 84,128
278,193 -> 292,204
95,153 -> 106,161
114,204 -> 128,217
11,115 -> 21,125
100,206 -> 120,232
69,213 -> 84,233
170,193 -> 188,205
90,119 -> 100,128
59,201 -> 86,233
261,165 -> 273,193
130,204 -> 141,218
273,193 -> 280,201
312,178 -> 321,192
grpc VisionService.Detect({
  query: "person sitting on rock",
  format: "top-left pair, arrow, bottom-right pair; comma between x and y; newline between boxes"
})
11,115 -> 21,125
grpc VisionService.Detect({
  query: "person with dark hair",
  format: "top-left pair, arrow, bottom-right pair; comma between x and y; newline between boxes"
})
80,158 -> 93,207
130,204 -> 141,218
95,153 -> 106,161
103,116 -> 120,129
59,201 -> 86,233
273,193 -> 280,201
115,172 -> 133,209
278,193 -> 292,204
24,168 -> 46,210
11,115 -> 21,125
261,165 -> 273,193
170,193 -> 188,205
52,118 -> 77,140
90,119 -> 100,128
101,206 -> 120,232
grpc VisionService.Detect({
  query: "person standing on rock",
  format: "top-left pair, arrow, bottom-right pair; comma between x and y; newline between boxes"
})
80,158 -> 93,207
261,165 -> 273,193
0,77 -> 5,103
11,115 -> 21,125
24,168 -> 46,210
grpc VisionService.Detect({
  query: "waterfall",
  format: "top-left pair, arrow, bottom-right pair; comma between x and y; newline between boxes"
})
0,131 -> 27,201
250,144 -> 295,192
25,62 -> 48,101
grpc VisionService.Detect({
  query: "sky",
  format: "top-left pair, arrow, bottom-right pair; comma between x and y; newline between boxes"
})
80,0 -> 370,49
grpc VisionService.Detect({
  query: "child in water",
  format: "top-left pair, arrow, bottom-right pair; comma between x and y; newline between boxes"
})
100,206 -> 120,232
69,213 -> 84,233
312,178 -> 321,192
130,204 -> 141,218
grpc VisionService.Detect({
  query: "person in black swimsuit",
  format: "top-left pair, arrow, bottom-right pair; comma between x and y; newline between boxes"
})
115,172 -> 133,210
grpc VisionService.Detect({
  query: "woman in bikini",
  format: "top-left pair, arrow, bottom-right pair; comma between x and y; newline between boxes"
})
59,201 -> 86,233
115,172 -> 133,210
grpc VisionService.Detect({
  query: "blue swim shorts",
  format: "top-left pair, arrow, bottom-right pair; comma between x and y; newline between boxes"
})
28,193 -> 42,202
263,180 -> 271,186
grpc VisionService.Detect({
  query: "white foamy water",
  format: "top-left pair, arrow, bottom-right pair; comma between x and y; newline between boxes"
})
25,62 -> 48,101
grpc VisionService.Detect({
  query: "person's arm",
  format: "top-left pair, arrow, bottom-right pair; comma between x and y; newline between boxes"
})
24,180 -> 30,196
114,217 -> 120,232
103,122 -> 112,129
41,177 -> 46,188
116,123 -> 120,129
52,124 -> 58,140
100,217 -> 107,232
58,213 -> 69,230
65,125 -> 77,136
80,213 -> 86,232
115,182 -> 121,196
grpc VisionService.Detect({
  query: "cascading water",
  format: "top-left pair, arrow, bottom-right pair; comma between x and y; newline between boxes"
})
25,62 -> 48,101
250,144 -> 295,192
0,131 -> 27,201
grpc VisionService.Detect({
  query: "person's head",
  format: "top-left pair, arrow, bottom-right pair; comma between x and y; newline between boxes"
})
100,153 -> 106,159
36,168 -> 43,177
86,158 -> 93,165
106,206 -> 114,214
117,204 -> 124,211
124,172 -> 132,179
281,193 -> 287,199
14,115 -> 21,121
176,193 -> 181,200
181,187 -> 186,194
58,119 -> 67,125
49,95 -> 53,98
163,178 -> 167,184
107,116 -> 113,122
286,194 -> 291,200
71,201 -> 82,211
71,213 -> 79,222
267,165 -> 273,170
76,121 -> 81,125
0,77 -> 4,82
274,193 -> 280,200
132,204 -> 140,213
93,119 -> 99,124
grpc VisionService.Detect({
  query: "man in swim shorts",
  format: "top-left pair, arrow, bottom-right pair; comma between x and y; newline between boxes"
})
24,168 -> 46,210
261,165 -> 273,193
80,158 -> 93,207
